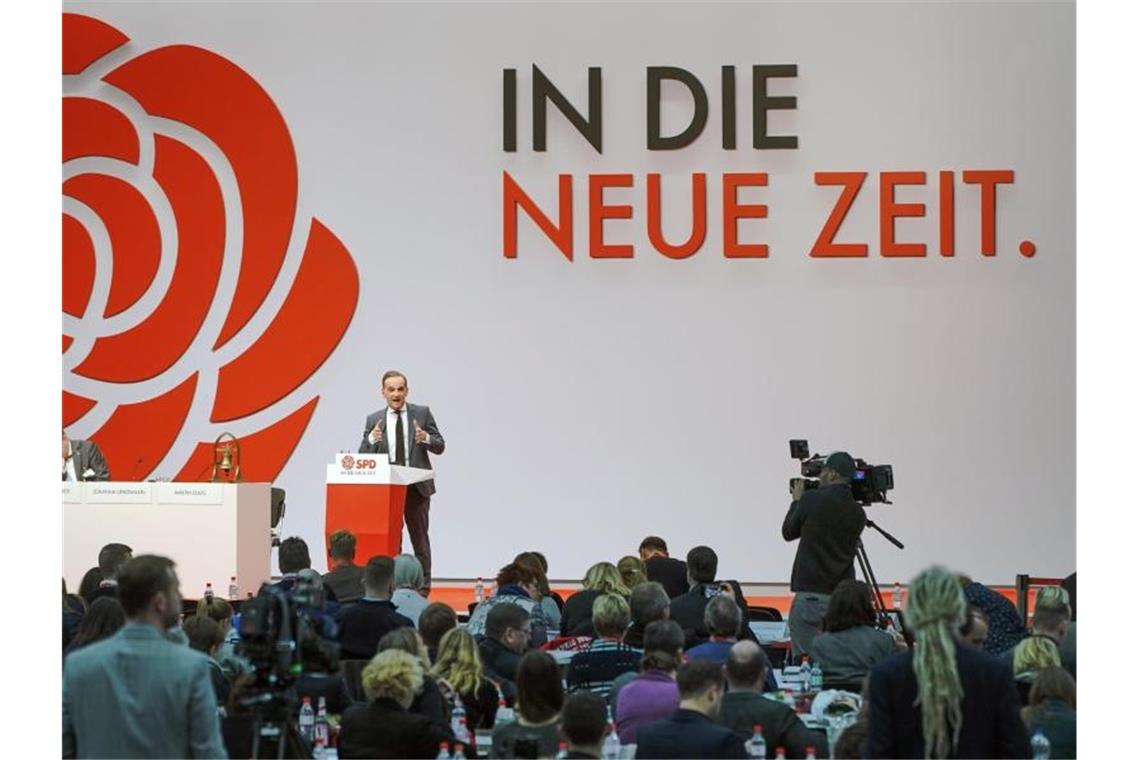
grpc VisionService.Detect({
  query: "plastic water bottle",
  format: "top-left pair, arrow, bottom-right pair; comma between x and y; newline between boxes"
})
436,742 -> 451,760
314,696 -> 329,750
749,724 -> 766,759
204,582 -> 214,601
555,741 -> 569,759
453,740 -> 467,760
475,577 -> 485,603
228,576 -> 239,600
775,748 -> 787,760
313,735 -> 327,760
805,746 -> 817,760
799,656 -> 812,694
810,660 -> 823,692
298,696 -> 315,742
603,706 -> 621,759
892,582 -> 902,610
1030,729 -> 1051,759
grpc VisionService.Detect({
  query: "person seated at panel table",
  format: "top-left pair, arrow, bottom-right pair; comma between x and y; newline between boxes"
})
613,620 -> 684,745
638,536 -> 690,599
337,649 -> 453,760
561,562 -> 631,638
809,579 -> 902,690
62,429 -> 110,482
467,560 -> 551,648
865,565 -> 1030,759
392,553 -> 430,625
322,529 -> 366,604
336,556 -> 414,660
84,543 -> 133,604
565,594 -> 642,701
490,650 -> 565,759
560,691 -> 611,760
431,627 -> 501,729
1020,665 -> 1077,760
634,659 -> 749,759
718,640 -> 825,760
419,601 -> 458,664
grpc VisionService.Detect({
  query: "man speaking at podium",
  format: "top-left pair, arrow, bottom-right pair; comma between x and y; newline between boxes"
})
359,370 -> 445,589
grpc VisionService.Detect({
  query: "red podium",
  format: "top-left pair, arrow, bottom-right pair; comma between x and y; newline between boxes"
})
325,453 -> 434,562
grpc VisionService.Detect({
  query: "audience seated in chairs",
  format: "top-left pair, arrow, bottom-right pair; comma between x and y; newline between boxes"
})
420,601 -> 458,663
293,631 -> 355,716
467,560 -> 552,649
561,562 -> 631,638
565,594 -> 642,700
63,581 -> 87,652
64,596 -> 126,658
85,543 -> 133,604
624,581 -> 670,649
958,604 -> 989,650
392,554 -> 430,625
809,579 -> 902,690
183,615 -> 230,705
379,626 -> 448,726
685,594 -> 744,665
957,573 -> 1028,654
336,555 -> 414,660
432,627 -> 501,729
1002,586 -> 1074,678
668,545 -> 725,648
77,566 -> 104,602
514,551 -> 563,630
561,691 -> 610,760
613,620 -> 684,744
867,565 -> 1030,758
618,555 -> 648,591
1012,635 -> 1063,705
338,649 -> 453,759
478,603 -> 533,701
639,536 -> 690,599
1021,665 -> 1076,759
718,640 -> 825,759
491,650 -> 564,759
634,659 -> 748,759
322,529 -> 365,603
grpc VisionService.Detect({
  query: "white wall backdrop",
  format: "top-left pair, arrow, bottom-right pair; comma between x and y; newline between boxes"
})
64,2 -> 1075,584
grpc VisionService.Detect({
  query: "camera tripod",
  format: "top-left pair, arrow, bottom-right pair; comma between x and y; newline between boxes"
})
855,518 -> 905,621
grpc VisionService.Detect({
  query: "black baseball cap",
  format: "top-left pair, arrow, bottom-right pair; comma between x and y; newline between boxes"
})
824,451 -> 856,478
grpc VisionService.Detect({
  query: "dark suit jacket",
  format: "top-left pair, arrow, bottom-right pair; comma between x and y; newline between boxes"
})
478,637 -> 521,702
323,563 -> 365,603
67,438 -> 111,481
561,589 -> 603,637
359,403 -> 445,495
718,691 -> 825,759
646,556 -> 689,599
635,708 -> 748,759
867,643 -> 1031,758
670,585 -> 760,651
781,483 -> 866,594
338,697 -> 452,759
335,599 -> 414,660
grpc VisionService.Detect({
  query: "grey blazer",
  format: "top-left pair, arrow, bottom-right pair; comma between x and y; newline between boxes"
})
358,402 -> 445,495
62,623 -> 227,758
68,438 -> 111,481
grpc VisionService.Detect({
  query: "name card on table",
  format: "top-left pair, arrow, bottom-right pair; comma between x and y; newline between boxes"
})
153,483 -> 224,505
84,484 -> 154,504
62,483 -> 81,504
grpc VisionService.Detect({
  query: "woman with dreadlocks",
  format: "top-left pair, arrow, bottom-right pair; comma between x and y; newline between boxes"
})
865,566 -> 1031,758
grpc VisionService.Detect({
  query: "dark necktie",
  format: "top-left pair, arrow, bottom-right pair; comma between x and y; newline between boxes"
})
394,411 -> 406,466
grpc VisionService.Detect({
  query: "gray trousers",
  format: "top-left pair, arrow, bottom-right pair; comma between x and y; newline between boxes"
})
404,488 -> 432,587
788,592 -> 831,659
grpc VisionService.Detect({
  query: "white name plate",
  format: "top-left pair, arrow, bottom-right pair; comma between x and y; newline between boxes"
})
330,453 -> 386,480
153,483 -> 224,505
62,483 -> 81,504
84,484 -> 154,504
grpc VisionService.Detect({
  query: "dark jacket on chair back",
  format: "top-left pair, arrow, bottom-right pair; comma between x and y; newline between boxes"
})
634,708 -> 748,759
335,599 -> 413,660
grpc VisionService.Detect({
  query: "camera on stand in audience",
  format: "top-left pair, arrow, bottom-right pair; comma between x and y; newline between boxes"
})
788,438 -> 895,505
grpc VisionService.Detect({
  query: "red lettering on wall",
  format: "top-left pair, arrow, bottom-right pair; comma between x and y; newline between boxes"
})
589,174 -> 634,258
939,170 -> 954,257
880,171 -> 926,257
962,170 -> 1014,256
647,173 -> 707,259
722,173 -> 768,258
503,171 -> 573,260
810,172 -> 868,257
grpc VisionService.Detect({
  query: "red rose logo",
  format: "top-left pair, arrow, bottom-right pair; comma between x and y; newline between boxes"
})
340,455 -> 355,470
62,13 -> 359,481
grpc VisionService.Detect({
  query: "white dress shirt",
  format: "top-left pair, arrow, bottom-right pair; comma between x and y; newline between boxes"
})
367,405 -> 430,461
63,442 -> 78,482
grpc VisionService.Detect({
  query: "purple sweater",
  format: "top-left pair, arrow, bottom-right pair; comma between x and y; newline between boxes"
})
614,671 -> 680,744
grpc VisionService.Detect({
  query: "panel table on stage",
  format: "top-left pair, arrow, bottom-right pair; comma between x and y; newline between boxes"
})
63,481 -> 271,597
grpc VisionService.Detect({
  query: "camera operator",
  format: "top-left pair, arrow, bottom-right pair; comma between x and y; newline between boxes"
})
782,451 -> 867,658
